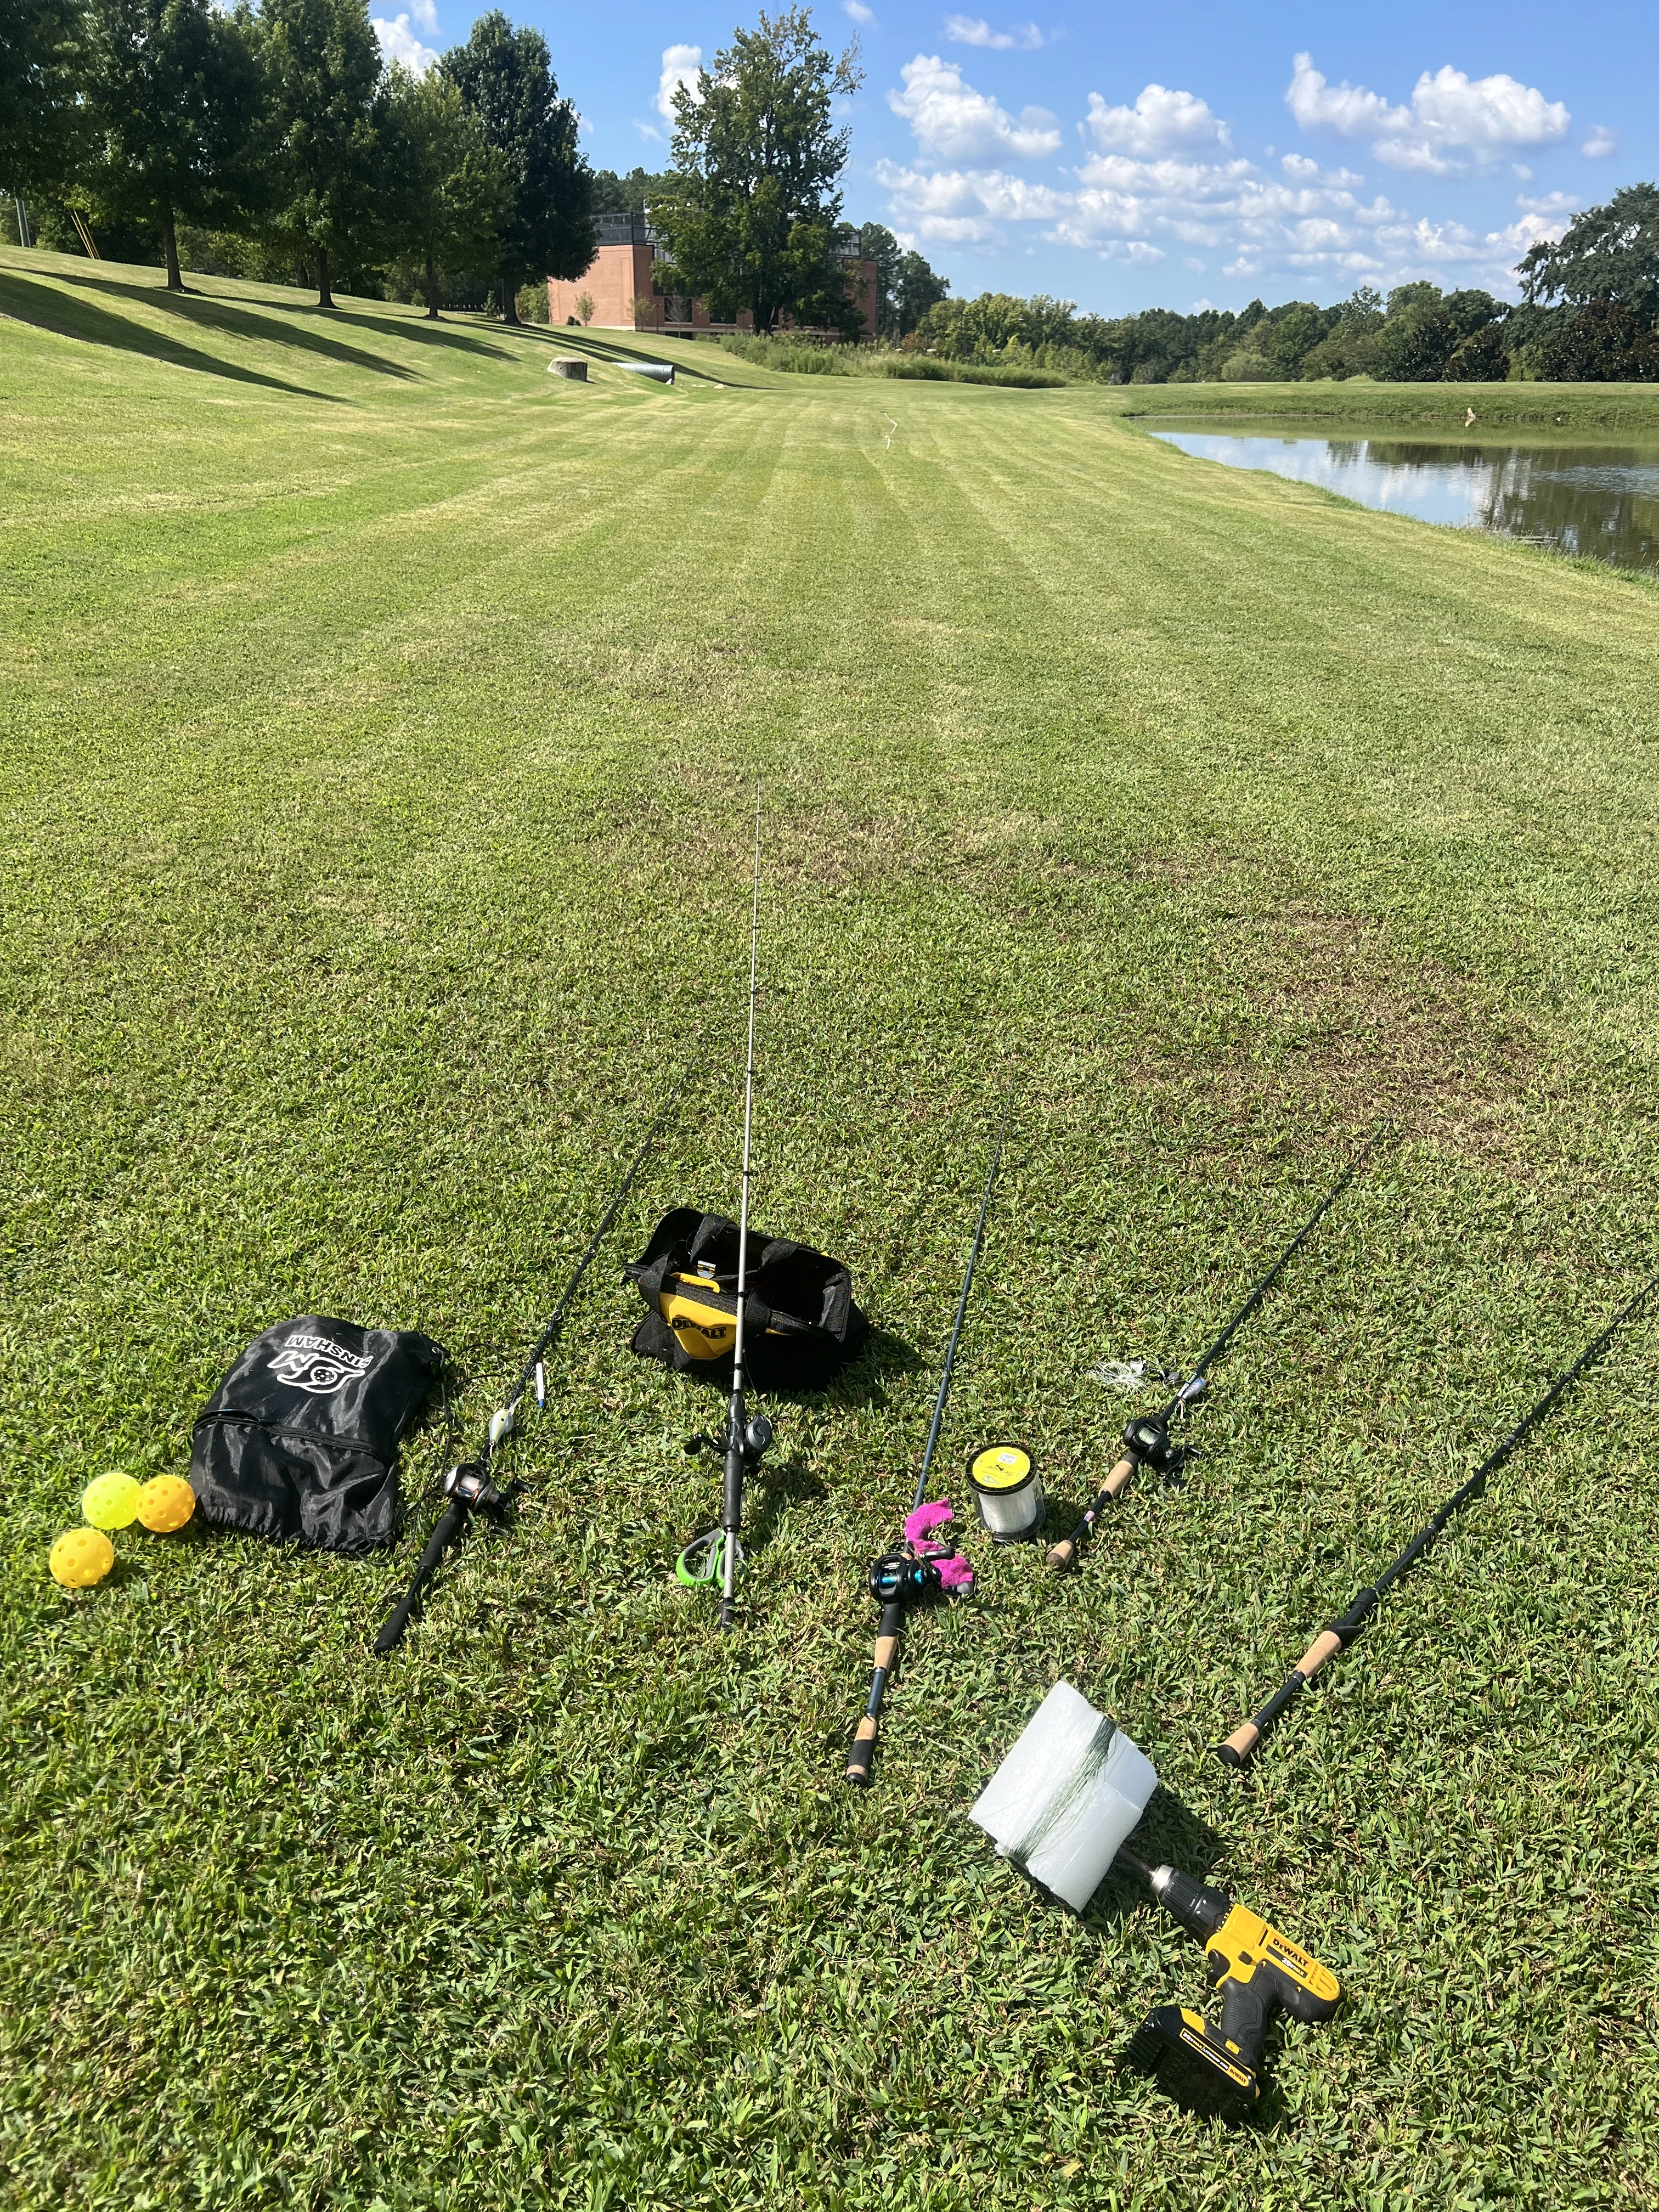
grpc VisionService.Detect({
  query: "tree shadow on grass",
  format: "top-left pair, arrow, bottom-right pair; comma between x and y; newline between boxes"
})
41,267 -> 431,379
0,270 -> 341,399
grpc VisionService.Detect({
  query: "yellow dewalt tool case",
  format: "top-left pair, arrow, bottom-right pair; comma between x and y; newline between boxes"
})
624,1209 -> 869,1391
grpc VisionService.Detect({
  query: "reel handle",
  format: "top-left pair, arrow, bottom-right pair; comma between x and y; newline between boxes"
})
1046,1455 -> 1136,1570
844,1599 -> 906,1787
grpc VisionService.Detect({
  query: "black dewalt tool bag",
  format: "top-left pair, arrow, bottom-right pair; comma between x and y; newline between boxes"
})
624,1209 -> 869,1392
190,1316 -> 448,1552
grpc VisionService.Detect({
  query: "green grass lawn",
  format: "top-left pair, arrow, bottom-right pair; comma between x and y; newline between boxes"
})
3,249 -> 1658,2211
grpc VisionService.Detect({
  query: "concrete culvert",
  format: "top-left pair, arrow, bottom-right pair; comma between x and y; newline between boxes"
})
550,358 -> 588,380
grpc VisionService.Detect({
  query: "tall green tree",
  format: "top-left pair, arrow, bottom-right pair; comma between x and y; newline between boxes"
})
590,165 -> 670,217
443,13 -> 592,324
84,0 -> 263,290
651,8 -> 865,337
377,66 -> 511,317
853,221 -> 948,342
1518,183 -> 1659,327
258,0 -> 381,308
893,247 -> 947,338
1,0 -> 86,205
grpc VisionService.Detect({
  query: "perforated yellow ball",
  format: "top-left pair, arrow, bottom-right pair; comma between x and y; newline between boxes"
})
82,1471 -> 142,1530
50,1527 -> 115,1588
136,1474 -> 195,1533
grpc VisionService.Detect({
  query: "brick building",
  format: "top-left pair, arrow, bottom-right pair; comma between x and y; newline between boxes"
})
549,212 -> 878,341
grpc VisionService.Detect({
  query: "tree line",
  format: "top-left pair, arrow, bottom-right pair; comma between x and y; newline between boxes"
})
0,0 -> 949,336
907,187 -> 1659,385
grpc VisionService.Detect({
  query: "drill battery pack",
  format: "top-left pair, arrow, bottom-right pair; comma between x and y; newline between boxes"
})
1124,2005 -> 1261,2122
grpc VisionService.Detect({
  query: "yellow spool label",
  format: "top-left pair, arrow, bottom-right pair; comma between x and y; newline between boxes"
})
969,1445 -> 1033,1493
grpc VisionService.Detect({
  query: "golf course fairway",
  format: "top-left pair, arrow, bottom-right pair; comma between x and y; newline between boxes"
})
3,250 -> 1657,2210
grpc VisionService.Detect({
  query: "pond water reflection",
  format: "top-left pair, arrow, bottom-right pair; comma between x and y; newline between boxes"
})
1148,424 -> 1659,571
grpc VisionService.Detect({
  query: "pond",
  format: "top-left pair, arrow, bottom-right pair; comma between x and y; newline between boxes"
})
1147,422 -> 1659,571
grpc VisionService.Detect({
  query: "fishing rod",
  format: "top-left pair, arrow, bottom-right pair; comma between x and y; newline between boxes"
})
1215,1269 -> 1659,1767
675,786 -> 772,1632
373,1100 -> 670,1656
1045,1133 -> 1379,1573
845,1083 -> 1014,1788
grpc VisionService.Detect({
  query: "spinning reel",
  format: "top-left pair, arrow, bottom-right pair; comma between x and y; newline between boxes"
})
684,1414 -> 775,1468
675,1414 -> 775,1589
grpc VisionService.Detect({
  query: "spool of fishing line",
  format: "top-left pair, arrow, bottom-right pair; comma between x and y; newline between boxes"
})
966,1441 -> 1044,1542
970,1679 -> 1157,1912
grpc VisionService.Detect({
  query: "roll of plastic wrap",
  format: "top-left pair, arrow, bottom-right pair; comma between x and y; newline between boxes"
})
970,1680 -> 1158,1911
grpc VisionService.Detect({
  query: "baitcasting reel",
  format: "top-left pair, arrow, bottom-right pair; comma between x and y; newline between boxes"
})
867,1549 -> 946,1606
1124,1380 -> 1205,1485
443,1460 -> 511,1511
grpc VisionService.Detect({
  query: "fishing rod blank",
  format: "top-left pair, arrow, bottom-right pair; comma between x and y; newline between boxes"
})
1046,1136 -> 1377,1573
719,788 -> 769,1630
373,1099 -> 671,1656
1215,1270 -> 1659,1767
845,1084 -> 1014,1788
675,787 -> 773,1631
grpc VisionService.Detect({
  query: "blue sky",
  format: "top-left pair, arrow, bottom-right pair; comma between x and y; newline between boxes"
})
371,2 -> 1656,314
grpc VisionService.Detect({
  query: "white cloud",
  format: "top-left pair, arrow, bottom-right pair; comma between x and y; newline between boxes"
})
844,1 -> 876,22
945,15 -> 1043,48
1085,84 -> 1231,157
1516,189 -> 1578,216
1281,151 -> 1364,186
656,43 -> 703,126
1582,124 -> 1617,158
373,14 -> 439,72
888,53 -> 1061,160
1286,52 -> 1410,139
1372,208 -> 1569,276
873,158 -> 1068,244
406,0 -> 438,29
1286,52 -> 1568,174
878,71 -> 1573,294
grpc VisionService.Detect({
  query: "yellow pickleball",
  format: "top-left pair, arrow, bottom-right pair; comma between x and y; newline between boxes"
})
82,1471 -> 142,1530
136,1474 -> 195,1533
50,1527 -> 115,1588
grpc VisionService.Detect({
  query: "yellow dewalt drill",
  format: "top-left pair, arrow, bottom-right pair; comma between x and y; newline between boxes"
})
1118,1849 -> 1341,2121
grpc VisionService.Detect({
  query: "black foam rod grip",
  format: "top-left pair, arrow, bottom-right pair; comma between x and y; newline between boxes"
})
374,1501 -> 465,1656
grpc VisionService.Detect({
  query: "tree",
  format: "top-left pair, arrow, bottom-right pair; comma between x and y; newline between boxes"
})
443,13 -> 592,325
856,218 -> 901,337
650,7 -> 865,337
1,0 -> 86,205
259,0 -> 382,308
1518,183 -> 1659,328
1372,283 -> 1462,382
1444,320 -> 1511,381
377,65 -> 510,317
1265,300 -> 1331,376
590,165 -> 670,217
894,247 -> 947,339
1536,300 -> 1659,382
83,0 -> 263,291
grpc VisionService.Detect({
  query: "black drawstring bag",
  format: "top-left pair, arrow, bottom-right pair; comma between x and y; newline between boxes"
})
190,1316 -> 448,1553
624,1209 -> 869,1392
